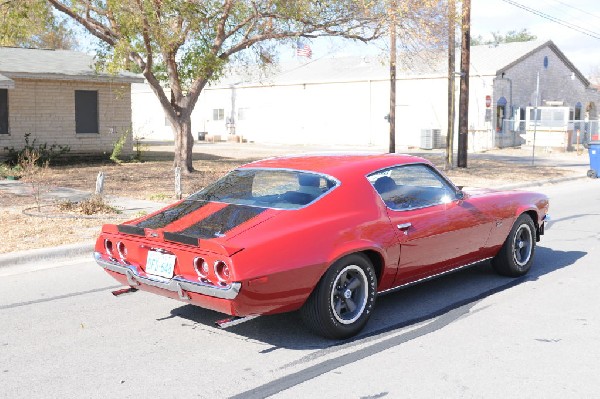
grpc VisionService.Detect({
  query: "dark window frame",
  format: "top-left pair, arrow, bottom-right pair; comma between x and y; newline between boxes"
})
0,89 -> 8,135
75,90 -> 99,134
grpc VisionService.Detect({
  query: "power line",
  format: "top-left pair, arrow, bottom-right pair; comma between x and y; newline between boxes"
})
499,0 -> 600,40
548,0 -> 600,21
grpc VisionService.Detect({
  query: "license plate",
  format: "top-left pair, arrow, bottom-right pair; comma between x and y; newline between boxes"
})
145,251 -> 176,279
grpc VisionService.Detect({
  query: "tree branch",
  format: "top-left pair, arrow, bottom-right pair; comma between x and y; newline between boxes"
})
47,0 -> 118,45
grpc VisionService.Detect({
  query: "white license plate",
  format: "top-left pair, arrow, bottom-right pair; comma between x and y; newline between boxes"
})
145,251 -> 176,279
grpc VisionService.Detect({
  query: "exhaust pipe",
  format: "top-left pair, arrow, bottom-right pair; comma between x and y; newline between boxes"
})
112,287 -> 138,296
215,315 -> 258,329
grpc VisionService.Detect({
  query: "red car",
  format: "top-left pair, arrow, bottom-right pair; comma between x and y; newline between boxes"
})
95,154 -> 549,339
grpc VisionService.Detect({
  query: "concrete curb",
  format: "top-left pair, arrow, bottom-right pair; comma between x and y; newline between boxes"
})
497,174 -> 587,190
0,241 -> 95,268
0,173 -> 588,267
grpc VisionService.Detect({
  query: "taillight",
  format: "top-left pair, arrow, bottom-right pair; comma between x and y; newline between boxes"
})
104,239 -> 114,257
214,261 -> 230,283
116,241 -> 127,260
193,257 -> 210,278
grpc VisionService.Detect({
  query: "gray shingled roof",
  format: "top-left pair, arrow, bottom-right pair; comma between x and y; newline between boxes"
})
218,40 -> 553,88
0,47 -> 143,83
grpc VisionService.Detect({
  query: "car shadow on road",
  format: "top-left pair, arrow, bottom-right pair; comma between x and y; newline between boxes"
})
168,246 -> 585,351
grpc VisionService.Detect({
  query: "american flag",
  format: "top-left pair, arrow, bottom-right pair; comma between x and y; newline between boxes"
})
296,41 -> 312,58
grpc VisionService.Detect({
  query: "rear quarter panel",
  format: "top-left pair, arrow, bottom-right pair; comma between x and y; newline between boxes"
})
225,176 -> 400,314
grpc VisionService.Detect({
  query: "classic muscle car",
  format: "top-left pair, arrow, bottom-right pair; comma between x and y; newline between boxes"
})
94,154 -> 549,339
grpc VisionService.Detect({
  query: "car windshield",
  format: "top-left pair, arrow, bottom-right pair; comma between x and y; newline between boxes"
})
188,169 -> 338,209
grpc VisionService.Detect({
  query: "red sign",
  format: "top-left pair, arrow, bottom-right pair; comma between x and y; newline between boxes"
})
485,95 -> 492,108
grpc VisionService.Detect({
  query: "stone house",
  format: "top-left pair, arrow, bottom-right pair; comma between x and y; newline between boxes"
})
0,47 -> 143,158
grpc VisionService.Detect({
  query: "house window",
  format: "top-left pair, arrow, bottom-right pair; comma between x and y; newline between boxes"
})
0,89 -> 8,134
212,108 -> 224,121
75,90 -> 99,133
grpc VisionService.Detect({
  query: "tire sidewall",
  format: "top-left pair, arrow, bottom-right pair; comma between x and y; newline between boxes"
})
319,254 -> 377,338
502,214 -> 536,276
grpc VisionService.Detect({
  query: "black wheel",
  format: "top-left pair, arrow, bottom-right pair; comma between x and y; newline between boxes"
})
300,253 -> 377,339
587,170 -> 597,178
492,214 -> 536,277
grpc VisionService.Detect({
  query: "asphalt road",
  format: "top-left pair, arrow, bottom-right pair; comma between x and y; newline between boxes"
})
1,179 -> 599,398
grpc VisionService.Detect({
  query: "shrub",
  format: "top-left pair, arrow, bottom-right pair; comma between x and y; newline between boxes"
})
57,195 -> 120,215
110,130 -> 129,162
3,133 -> 70,166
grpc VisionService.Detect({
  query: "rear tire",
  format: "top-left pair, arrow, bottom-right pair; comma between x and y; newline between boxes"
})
300,253 -> 376,339
587,170 -> 597,179
492,214 -> 536,277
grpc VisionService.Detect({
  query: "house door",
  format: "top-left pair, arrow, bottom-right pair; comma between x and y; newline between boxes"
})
496,97 -> 507,133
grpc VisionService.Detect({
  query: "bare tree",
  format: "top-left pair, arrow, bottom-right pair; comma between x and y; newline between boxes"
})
385,0 -> 447,153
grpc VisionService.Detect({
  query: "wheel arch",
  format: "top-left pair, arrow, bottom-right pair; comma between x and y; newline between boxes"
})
324,242 -> 389,290
518,208 -> 540,241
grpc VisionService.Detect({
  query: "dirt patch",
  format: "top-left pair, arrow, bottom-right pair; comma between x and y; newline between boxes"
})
0,150 -> 580,254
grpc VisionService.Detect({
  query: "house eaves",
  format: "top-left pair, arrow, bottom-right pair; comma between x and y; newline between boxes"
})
1,71 -> 144,84
0,73 -> 14,89
0,47 -> 144,84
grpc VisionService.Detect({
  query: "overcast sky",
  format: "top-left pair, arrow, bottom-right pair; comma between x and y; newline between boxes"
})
74,0 -> 599,76
288,0 -> 599,76
471,0 -> 599,75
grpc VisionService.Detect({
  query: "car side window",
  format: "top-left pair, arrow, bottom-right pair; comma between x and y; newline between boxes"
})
368,164 -> 455,211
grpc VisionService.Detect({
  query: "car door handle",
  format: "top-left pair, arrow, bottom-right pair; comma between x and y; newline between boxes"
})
397,223 -> 412,234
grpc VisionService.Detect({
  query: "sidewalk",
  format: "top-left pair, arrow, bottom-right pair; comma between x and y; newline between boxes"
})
0,180 -> 164,267
0,179 -> 164,218
0,144 -> 592,266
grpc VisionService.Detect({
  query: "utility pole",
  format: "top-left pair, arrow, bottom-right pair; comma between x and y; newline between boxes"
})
531,71 -> 540,166
389,3 -> 397,153
446,0 -> 456,170
457,0 -> 470,168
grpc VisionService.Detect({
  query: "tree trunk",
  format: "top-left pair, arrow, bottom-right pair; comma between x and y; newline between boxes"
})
172,116 -> 195,173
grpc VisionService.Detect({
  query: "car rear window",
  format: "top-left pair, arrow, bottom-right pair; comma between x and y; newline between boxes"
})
188,169 -> 338,209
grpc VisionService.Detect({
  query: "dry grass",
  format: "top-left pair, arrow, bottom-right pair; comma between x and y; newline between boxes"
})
0,148 -> 580,254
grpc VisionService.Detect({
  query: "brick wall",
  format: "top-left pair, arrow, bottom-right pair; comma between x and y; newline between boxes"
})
0,78 -> 133,156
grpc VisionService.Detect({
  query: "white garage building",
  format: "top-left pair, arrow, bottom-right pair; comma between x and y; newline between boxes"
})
133,40 -> 599,151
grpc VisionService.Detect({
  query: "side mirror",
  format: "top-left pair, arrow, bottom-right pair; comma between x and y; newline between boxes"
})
455,190 -> 465,201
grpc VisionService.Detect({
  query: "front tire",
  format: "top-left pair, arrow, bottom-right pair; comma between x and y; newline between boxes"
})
492,214 -> 536,277
301,253 -> 377,339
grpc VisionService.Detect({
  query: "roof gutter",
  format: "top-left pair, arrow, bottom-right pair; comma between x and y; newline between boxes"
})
0,73 -> 15,89
0,71 -> 144,84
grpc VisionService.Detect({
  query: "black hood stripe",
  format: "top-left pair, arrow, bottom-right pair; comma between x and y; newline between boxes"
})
117,224 -> 145,236
135,200 -> 208,229
163,232 -> 199,246
176,204 -> 267,239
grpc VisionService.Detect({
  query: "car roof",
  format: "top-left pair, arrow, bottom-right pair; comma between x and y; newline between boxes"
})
239,153 -> 431,179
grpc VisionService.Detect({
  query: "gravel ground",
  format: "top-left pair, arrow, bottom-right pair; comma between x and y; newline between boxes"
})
0,143 -> 588,254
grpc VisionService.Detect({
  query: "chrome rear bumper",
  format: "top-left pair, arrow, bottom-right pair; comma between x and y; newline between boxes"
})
94,252 -> 241,300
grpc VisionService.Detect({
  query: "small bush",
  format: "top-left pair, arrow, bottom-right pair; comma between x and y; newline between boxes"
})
0,163 -> 23,178
110,131 -> 129,162
57,195 -> 120,215
3,133 -> 70,166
